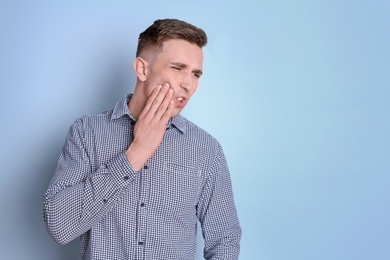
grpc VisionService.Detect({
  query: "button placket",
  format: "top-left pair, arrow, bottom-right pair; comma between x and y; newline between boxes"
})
136,163 -> 150,258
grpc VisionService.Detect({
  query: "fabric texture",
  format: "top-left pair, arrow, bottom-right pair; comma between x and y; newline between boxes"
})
43,94 -> 241,260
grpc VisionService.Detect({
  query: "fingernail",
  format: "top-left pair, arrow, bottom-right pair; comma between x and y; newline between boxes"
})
163,83 -> 169,89
157,84 -> 162,90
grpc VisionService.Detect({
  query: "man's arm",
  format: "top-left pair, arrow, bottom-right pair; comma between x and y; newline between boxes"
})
43,118 -> 136,244
43,84 -> 174,244
197,144 -> 242,260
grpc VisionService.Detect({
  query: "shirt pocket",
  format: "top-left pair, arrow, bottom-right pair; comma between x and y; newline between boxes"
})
158,161 -> 200,214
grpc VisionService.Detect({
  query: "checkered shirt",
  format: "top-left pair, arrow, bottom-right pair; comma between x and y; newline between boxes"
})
43,94 -> 241,260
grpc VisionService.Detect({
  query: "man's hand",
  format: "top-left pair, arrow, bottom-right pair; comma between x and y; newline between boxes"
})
125,83 -> 174,171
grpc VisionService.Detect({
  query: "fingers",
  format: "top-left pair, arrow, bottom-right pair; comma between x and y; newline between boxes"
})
140,83 -> 174,121
141,84 -> 163,114
154,87 -> 173,120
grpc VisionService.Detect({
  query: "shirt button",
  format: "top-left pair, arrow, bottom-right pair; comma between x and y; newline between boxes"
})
138,241 -> 144,245
123,176 -> 129,181
143,165 -> 148,170
140,202 -> 145,207
103,198 -> 107,203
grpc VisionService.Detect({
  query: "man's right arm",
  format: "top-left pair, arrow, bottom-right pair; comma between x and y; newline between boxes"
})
43,118 -> 137,245
43,84 -> 174,245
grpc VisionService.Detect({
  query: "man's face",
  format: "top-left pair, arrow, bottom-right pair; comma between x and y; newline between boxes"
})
142,39 -> 204,117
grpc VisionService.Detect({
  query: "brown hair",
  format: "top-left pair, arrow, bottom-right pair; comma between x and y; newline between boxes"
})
136,18 -> 207,57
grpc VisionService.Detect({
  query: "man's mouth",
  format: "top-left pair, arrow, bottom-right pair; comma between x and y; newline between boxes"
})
174,96 -> 187,107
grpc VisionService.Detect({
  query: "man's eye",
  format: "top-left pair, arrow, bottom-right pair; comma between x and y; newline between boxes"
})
193,73 -> 201,79
172,67 -> 181,71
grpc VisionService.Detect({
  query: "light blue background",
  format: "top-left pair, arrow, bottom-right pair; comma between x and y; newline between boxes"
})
1,1 -> 389,259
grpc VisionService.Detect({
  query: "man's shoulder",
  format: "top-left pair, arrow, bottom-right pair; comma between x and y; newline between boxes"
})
177,117 -> 226,168
71,109 -> 115,129
180,116 -> 221,146
73,94 -> 130,127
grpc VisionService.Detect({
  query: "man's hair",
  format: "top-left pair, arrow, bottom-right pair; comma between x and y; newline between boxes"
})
136,18 -> 207,57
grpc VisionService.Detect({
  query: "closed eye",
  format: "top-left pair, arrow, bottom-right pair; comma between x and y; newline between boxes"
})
192,69 -> 202,79
170,62 -> 202,78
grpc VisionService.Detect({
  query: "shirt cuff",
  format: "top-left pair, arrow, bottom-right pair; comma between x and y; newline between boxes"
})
106,152 -> 138,187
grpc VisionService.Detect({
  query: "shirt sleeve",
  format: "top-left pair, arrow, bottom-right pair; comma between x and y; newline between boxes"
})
43,118 -> 137,245
197,143 -> 242,260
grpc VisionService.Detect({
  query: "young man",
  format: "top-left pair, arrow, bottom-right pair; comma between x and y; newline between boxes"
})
43,18 -> 241,260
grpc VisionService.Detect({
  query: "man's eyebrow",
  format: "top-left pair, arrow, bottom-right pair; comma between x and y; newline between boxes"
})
170,62 -> 186,68
170,62 -> 203,75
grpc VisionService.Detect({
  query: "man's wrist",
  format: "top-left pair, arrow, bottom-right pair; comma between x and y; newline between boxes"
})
125,144 -> 147,172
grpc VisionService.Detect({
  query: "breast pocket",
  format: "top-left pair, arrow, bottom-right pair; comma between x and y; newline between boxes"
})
158,162 -> 200,214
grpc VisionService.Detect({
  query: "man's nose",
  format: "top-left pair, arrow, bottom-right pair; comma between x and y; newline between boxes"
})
180,72 -> 193,91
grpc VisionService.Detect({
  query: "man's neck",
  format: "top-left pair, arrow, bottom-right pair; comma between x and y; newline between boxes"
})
127,88 -> 146,120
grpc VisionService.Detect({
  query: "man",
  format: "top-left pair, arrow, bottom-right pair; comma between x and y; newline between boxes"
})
43,18 -> 241,260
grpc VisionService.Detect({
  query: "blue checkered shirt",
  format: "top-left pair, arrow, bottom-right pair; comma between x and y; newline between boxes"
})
43,94 -> 241,259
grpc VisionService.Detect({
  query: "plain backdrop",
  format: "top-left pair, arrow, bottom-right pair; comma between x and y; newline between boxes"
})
1,0 -> 389,259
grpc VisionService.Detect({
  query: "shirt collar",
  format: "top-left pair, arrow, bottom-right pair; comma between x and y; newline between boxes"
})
111,94 -> 135,121
170,114 -> 186,134
111,94 -> 186,134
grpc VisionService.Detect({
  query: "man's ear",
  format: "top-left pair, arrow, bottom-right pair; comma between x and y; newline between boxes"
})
133,57 -> 148,82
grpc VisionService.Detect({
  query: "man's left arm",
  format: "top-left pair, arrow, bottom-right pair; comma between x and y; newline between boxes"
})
197,143 -> 242,260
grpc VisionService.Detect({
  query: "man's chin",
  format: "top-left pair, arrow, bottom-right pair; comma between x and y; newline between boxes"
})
171,108 -> 183,118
